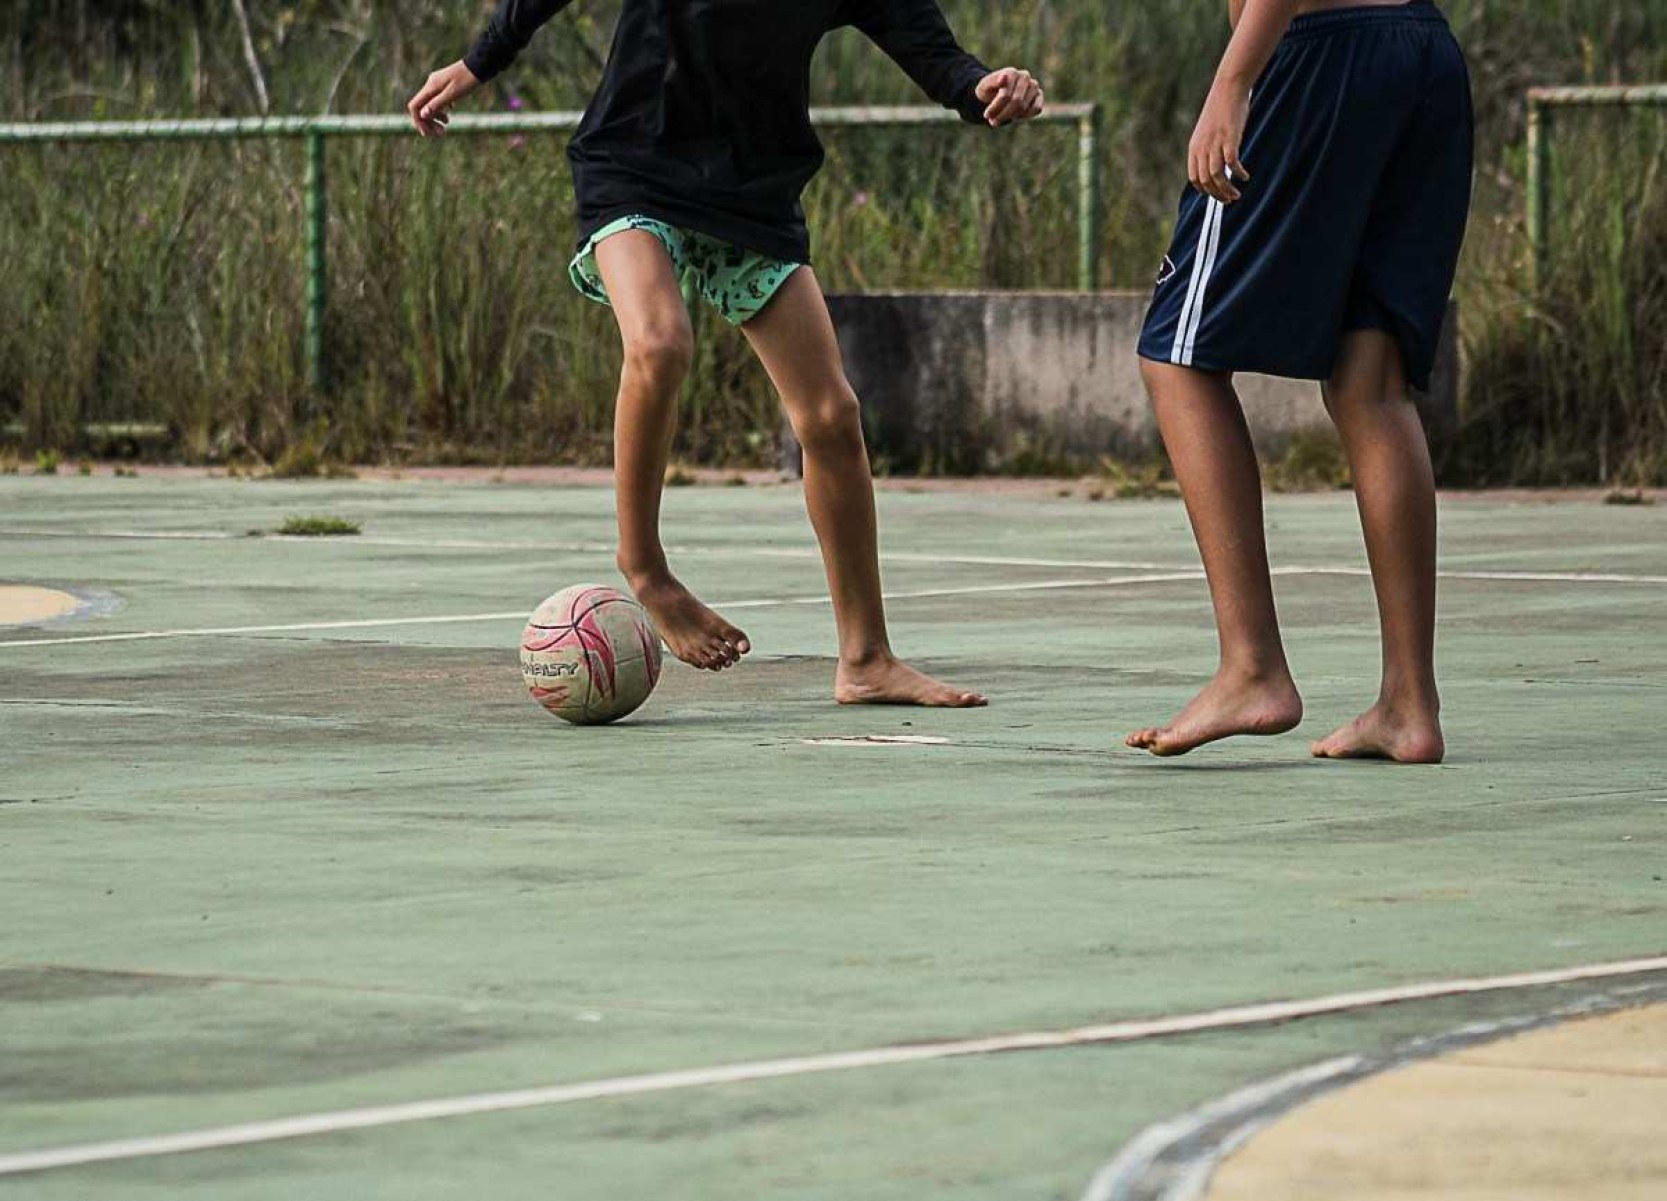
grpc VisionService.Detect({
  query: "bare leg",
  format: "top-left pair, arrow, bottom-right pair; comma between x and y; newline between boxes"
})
741,269 -> 985,707
1311,330 -> 1445,764
594,232 -> 749,670
1126,360 -> 1303,755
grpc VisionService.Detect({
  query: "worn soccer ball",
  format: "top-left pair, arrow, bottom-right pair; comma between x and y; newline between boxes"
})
520,585 -> 662,725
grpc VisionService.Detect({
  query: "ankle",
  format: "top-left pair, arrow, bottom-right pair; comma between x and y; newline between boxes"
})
616,551 -> 671,589
838,644 -> 895,672
1378,683 -> 1441,722
1217,651 -> 1292,686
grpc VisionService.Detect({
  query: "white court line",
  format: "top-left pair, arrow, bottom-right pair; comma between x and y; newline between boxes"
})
7,526 -> 1667,584
5,562 -> 1665,651
0,575 -> 1205,649
0,527 -> 1180,571
1078,1056 -> 1364,1201
1278,566 -> 1667,586
0,955 -> 1662,1179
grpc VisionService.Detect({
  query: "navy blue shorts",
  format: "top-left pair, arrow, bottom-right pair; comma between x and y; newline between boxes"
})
1139,1 -> 1474,391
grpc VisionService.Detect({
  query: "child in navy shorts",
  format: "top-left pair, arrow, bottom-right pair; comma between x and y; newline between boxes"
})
1127,1 -> 1473,762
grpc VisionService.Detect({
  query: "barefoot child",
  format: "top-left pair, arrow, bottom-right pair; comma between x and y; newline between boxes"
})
409,2 -> 1043,707
1125,0 -> 1472,761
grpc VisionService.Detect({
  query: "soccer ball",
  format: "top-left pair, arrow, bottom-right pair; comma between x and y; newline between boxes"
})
521,585 -> 662,725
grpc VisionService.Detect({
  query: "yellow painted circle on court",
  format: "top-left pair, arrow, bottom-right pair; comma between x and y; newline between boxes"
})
0,585 -> 82,626
1204,1004 -> 1667,1201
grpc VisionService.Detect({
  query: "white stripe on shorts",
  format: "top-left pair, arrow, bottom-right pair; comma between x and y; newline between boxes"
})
1171,198 -> 1225,367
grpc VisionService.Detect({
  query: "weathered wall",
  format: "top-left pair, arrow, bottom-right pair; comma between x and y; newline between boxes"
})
786,291 -> 1458,474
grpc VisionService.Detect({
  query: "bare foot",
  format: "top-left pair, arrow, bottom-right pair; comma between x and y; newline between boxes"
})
1126,668 -> 1303,757
835,656 -> 987,708
1311,700 -> 1444,764
628,572 -> 750,671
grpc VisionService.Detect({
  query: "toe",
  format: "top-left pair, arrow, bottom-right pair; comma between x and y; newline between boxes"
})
1149,730 -> 1194,757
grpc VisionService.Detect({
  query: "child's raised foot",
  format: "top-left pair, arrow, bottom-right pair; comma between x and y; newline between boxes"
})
835,656 -> 987,708
628,572 -> 750,671
1311,701 -> 1444,764
1126,668 -> 1303,757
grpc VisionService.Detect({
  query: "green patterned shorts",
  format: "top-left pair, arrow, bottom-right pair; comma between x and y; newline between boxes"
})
570,215 -> 802,327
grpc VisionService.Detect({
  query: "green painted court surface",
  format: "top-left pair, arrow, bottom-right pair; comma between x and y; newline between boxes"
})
1,474 -> 1663,1199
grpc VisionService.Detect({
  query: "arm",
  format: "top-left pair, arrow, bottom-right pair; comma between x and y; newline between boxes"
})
407,0 -> 575,137
849,0 -> 1043,128
464,0 -> 576,83
1189,0 -> 1302,201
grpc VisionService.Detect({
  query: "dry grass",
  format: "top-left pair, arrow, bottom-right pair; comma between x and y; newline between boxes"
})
2,1 -> 1664,481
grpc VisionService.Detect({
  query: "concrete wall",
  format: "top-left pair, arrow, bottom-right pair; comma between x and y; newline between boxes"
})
785,291 -> 1457,474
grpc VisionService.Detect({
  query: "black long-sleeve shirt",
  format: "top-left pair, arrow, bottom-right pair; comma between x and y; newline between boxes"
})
464,1 -> 991,262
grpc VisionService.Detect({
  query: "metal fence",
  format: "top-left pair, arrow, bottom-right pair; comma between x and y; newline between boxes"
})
1526,84 -> 1667,286
0,104 -> 1101,395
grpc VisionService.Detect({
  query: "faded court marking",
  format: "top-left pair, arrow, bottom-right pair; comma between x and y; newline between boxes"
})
0,956 -> 1663,1179
0,574 -> 1206,650
800,735 -> 954,747
1080,983 -> 1667,1201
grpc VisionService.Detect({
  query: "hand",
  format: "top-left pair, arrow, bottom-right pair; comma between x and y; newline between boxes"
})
974,68 -> 1044,128
407,61 -> 481,138
1188,78 -> 1251,202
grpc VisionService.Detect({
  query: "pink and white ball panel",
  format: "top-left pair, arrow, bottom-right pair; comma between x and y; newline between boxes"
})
520,585 -> 663,725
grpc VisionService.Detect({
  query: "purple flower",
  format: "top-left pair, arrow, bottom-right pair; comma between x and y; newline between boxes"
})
853,191 -> 870,208
509,135 -> 527,152
508,94 -> 525,111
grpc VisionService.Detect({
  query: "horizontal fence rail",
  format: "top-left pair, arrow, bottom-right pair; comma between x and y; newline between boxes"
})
0,104 -> 1102,395
1526,85 -> 1667,286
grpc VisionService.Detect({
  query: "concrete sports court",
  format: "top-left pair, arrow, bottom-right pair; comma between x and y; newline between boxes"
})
2,470 -> 1663,1199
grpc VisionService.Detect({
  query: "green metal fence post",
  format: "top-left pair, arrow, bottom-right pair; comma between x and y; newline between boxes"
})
1077,105 -> 1102,291
304,131 -> 328,394
1526,93 -> 1549,290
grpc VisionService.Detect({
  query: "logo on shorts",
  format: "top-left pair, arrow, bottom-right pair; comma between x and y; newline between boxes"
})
1155,256 -> 1178,288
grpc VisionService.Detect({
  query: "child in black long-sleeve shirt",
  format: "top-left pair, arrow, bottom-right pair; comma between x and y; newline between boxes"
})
410,2 -> 1041,706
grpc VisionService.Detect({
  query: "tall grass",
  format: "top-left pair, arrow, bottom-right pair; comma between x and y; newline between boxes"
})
1456,108 -> 1667,484
2,1 -> 1664,478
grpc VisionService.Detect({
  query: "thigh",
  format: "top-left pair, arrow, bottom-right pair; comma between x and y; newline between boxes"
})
594,230 -> 694,348
1346,34 -> 1474,391
736,267 -> 845,399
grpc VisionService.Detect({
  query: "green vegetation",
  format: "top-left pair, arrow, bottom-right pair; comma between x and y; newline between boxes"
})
1,2 -> 1664,483
276,515 -> 362,537
33,449 -> 60,475
1264,430 -> 1353,494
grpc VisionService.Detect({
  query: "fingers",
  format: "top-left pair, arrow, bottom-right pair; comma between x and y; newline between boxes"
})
1224,148 -> 1251,188
980,68 -> 1015,125
407,63 -> 478,138
1188,144 -> 1209,198
1209,145 -> 1241,203
981,68 -> 1042,127
1189,139 -> 1244,203
419,79 -> 467,137
976,67 -> 1016,103
406,76 -> 446,136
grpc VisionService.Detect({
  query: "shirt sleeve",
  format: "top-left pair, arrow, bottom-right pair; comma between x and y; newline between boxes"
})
464,0 -> 576,82
847,0 -> 991,125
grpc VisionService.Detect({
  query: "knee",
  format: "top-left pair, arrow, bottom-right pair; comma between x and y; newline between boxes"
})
622,324 -> 693,388
789,383 -> 864,456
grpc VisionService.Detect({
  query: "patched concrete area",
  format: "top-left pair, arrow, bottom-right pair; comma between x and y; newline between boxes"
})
0,585 -> 80,626
1205,1005 -> 1667,1201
